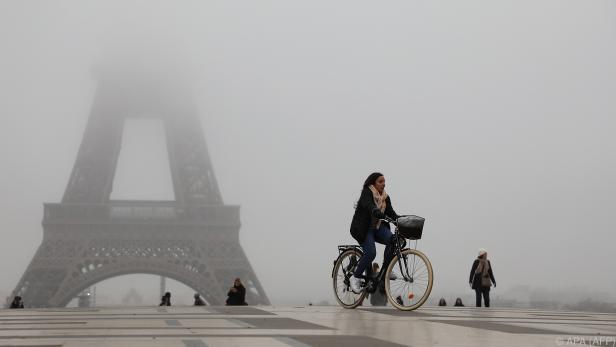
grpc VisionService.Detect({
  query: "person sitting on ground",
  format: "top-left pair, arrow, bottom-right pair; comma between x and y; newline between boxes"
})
226,278 -> 247,306
159,292 -> 171,306
454,297 -> 465,307
438,298 -> 447,306
193,293 -> 206,306
10,296 -> 24,309
368,263 -> 387,306
395,295 -> 403,306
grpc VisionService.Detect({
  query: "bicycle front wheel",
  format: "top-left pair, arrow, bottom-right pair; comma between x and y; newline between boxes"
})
384,248 -> 433,311
332,248 -> 366,309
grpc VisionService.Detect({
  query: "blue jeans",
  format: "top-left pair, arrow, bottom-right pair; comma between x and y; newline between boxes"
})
353,224 -> 394,278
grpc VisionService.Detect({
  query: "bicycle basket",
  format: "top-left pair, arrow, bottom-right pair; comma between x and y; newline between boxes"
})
397,215 -> 425,239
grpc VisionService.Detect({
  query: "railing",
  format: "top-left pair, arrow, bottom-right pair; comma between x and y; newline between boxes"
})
43,201 -> 240,226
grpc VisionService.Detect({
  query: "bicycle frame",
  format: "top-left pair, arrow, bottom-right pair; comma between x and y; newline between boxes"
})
333,215 -> 431,310
372,230 -> 415,288
332,217 -> 420,290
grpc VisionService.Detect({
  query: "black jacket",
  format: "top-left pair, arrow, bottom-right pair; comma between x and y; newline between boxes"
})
350,188 -> 399,243
159,296 -> 171,306
9,301 -> 24,309
226,285 -> 247,306
469,258 -> 496,290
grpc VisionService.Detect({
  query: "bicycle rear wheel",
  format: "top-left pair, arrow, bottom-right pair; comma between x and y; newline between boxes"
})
384,248 -> 433,311
332,248 -> 366,309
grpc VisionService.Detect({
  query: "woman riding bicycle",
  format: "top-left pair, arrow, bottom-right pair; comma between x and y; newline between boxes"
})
349,172 -> 399,293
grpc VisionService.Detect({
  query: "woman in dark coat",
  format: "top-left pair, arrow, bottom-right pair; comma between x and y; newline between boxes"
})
226,278 -> 247,306
349,172 -> 399,293
469,248 -> 496,307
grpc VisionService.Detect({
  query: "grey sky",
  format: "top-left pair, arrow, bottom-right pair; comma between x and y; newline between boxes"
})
1,1 -> 615,305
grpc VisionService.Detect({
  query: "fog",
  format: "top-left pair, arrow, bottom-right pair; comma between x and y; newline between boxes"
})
1,1 -> 615,306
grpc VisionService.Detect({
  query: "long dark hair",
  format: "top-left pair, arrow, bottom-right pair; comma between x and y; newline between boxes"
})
355,172 -> 384,209
363,172 -> 384,189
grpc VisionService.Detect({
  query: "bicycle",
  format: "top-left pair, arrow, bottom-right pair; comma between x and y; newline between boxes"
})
332,215 -> 433,310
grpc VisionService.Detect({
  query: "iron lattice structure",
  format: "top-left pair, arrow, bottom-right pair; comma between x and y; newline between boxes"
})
10,67 -> 270,307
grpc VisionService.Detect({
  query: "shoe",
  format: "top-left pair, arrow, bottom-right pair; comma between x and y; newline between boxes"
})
350,275 -> 364,294
395,296 -> 403,305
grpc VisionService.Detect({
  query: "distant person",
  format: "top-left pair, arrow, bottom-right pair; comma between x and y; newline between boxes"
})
469,248 -> 496,307
226,278 -> 247,306
159,292 -> 171,306
193,293 -> 206,306
10,296 -> 24,309
438,298 -> 447,306
368,263 -> 387,306
395,295 -> 403,306
454,298 -> 465,307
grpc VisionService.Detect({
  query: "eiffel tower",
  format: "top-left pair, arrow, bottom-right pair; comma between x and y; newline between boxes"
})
9,64 -> 270,307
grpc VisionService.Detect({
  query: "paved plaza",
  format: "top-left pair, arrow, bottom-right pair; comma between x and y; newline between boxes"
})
0,305 -> 615,346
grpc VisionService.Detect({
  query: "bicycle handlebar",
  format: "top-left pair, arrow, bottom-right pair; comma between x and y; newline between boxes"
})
380,214 -> 414,226
380,216 -> 397,225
